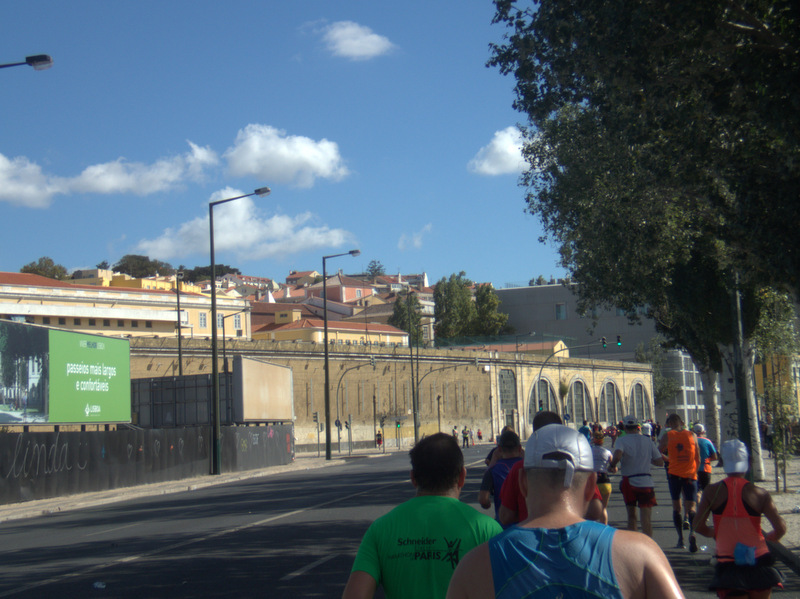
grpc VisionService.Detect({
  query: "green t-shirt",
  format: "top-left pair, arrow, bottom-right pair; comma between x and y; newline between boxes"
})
351,495 -> 502,599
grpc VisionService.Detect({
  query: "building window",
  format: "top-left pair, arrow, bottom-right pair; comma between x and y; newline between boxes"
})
356,289 -> 362,298
217,314 -> 223,329
555,303 -> 567,320
88,319 -> 96,326
58,317 -> 66,325
234,314 -> 241,330
117,320 -> 125,327
103,319 -> 111,327
199,313 -> 207,328
73,318 -> 81,326
42,317 -> 50,325
145,321 -> 153,328
132,320 -> 139,328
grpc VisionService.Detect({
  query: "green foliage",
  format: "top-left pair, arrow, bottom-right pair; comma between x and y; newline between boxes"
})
112,255 -> 174,279
473,284 -> 511,336
433,273 -> 510,340
366,260 -> 386,280
388,292 -> 424,345
433,272 -> 476,339
177,264 -> 241,283
634,335 -> 682,407
489,0 -> 800,295
20,256 -> 69,280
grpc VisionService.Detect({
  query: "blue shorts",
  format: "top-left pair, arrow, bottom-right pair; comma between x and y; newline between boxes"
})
668,474 -> 698,503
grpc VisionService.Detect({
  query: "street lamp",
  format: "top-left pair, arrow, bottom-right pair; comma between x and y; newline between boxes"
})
0,54 -> 53,70
323,248 -> 361,460
210,186 -> 271,475
175,271 -> 184,376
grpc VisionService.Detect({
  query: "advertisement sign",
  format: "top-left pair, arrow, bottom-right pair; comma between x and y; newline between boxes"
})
0,320 -> 131,424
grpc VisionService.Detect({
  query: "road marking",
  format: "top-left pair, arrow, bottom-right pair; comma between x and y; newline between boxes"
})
0,479 -> 405,597
279,554 -> 337,581
83,522 -> 139,537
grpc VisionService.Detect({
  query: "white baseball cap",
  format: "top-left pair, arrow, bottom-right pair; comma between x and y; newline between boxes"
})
721,439 -> 749,474
524,424 -> 594,487
693,423 -> 705,434
622,415 -> 638,427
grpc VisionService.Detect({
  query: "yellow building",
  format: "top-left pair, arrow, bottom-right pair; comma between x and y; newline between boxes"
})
0,272 -> 249,340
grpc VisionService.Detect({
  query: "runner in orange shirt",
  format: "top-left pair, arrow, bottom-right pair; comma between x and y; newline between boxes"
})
658,413 -> 700,551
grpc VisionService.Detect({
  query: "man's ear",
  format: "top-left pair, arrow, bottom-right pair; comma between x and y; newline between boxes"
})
410,470 -> 418,489
457,466 -> 467,490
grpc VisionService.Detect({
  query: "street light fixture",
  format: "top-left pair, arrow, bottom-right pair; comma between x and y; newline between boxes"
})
175,271 -> 184,376
323,248 -> 361,460
209,186 -> 271,475
0,54 -> 53,70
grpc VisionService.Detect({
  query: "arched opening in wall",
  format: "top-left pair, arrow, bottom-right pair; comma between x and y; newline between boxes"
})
529,378 -> 556,423
568,380 -> 588,424
630,382 -> 651,421
498,369 -> 517,429
599,381 -> 622,423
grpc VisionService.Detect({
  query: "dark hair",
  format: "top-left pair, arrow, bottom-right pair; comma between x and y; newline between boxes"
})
533,411 -> 563,431
409,432 -> 464,493
498,429 -> 521,449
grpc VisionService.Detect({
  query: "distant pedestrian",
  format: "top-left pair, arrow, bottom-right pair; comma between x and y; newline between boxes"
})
592,431 -> 613,521
693,423 -> 718,500
479,430 -> 523,524
694,439 -> 786,599
462,426 -> 470,449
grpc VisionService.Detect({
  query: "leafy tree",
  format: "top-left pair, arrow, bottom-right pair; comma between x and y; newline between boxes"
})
96,260 -> 110,269
472,284 -> 510,336
433,272 -> 476,340
751,288 -> 799,491
366,260 -> 386,280
181,264 -> 240,283
488,0 -> 789,465
388,292 -> 423,345
20,257 -> 69,280
634,335 -> 682,409
489,0 -> 800,294
113,255 -> 174,278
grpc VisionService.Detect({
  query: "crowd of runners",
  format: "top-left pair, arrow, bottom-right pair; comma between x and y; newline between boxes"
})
343,412 -> 787,599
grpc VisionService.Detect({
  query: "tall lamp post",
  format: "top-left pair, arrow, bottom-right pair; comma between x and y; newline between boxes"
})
209,187 -> 271,475
0,54 -> 53,70
175,271 -> 184,376
323,249 -> 361,460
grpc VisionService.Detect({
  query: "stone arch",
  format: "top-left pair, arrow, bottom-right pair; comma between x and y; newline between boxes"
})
529,377 -> 557,423
598,380 -> 623,424
566,379 -> 592,425
629,380 -> 652,421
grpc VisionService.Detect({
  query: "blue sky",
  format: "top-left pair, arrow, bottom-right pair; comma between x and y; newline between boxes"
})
1,1 -> 566,288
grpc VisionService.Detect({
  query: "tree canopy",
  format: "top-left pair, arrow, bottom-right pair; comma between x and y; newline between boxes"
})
433,272 -> 510,340
20,257 -> 69,280
489,0 -> 800,295
366,260 -> 386,280
113,255 -> 174,279
388,292 -> 424,345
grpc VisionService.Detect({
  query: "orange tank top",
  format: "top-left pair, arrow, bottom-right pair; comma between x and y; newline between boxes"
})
667,429 -> 697,479
712,476 -> 768,562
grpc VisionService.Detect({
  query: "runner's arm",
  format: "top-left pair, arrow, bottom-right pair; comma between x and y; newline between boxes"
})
760,490 -> 787,543
342,571 -> 377,599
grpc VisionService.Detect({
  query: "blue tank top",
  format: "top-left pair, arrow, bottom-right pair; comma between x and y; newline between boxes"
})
490,458 -> 521,520
489,520 -> 623,599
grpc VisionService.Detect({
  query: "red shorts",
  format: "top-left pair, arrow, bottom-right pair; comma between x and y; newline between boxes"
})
620,476 -> 657,508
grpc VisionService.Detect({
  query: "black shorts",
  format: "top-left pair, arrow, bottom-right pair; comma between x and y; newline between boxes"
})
709,554 -> 784,591
697,471 -> 711,491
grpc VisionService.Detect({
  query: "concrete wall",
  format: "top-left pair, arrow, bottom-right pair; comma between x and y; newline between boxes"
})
130,338 -> 655,451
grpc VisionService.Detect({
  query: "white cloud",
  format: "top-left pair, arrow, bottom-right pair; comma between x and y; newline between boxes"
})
225,124 -> 349,188
398,223 -> 433,251
467,127 -> 525,176
135,187 -> 355,261
70,142 -> 218,195
0,142 -> 219,208
0,153 -> 63,208
321,21 -> 396,61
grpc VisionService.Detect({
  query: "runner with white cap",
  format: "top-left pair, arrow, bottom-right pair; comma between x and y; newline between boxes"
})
694,439 -> 786,598
447,425 -> 683,599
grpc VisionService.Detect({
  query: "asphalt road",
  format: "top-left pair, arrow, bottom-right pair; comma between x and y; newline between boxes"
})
0,443 -> 797,598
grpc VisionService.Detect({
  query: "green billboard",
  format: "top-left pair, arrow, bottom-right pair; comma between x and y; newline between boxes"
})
0,321 -> 131,424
